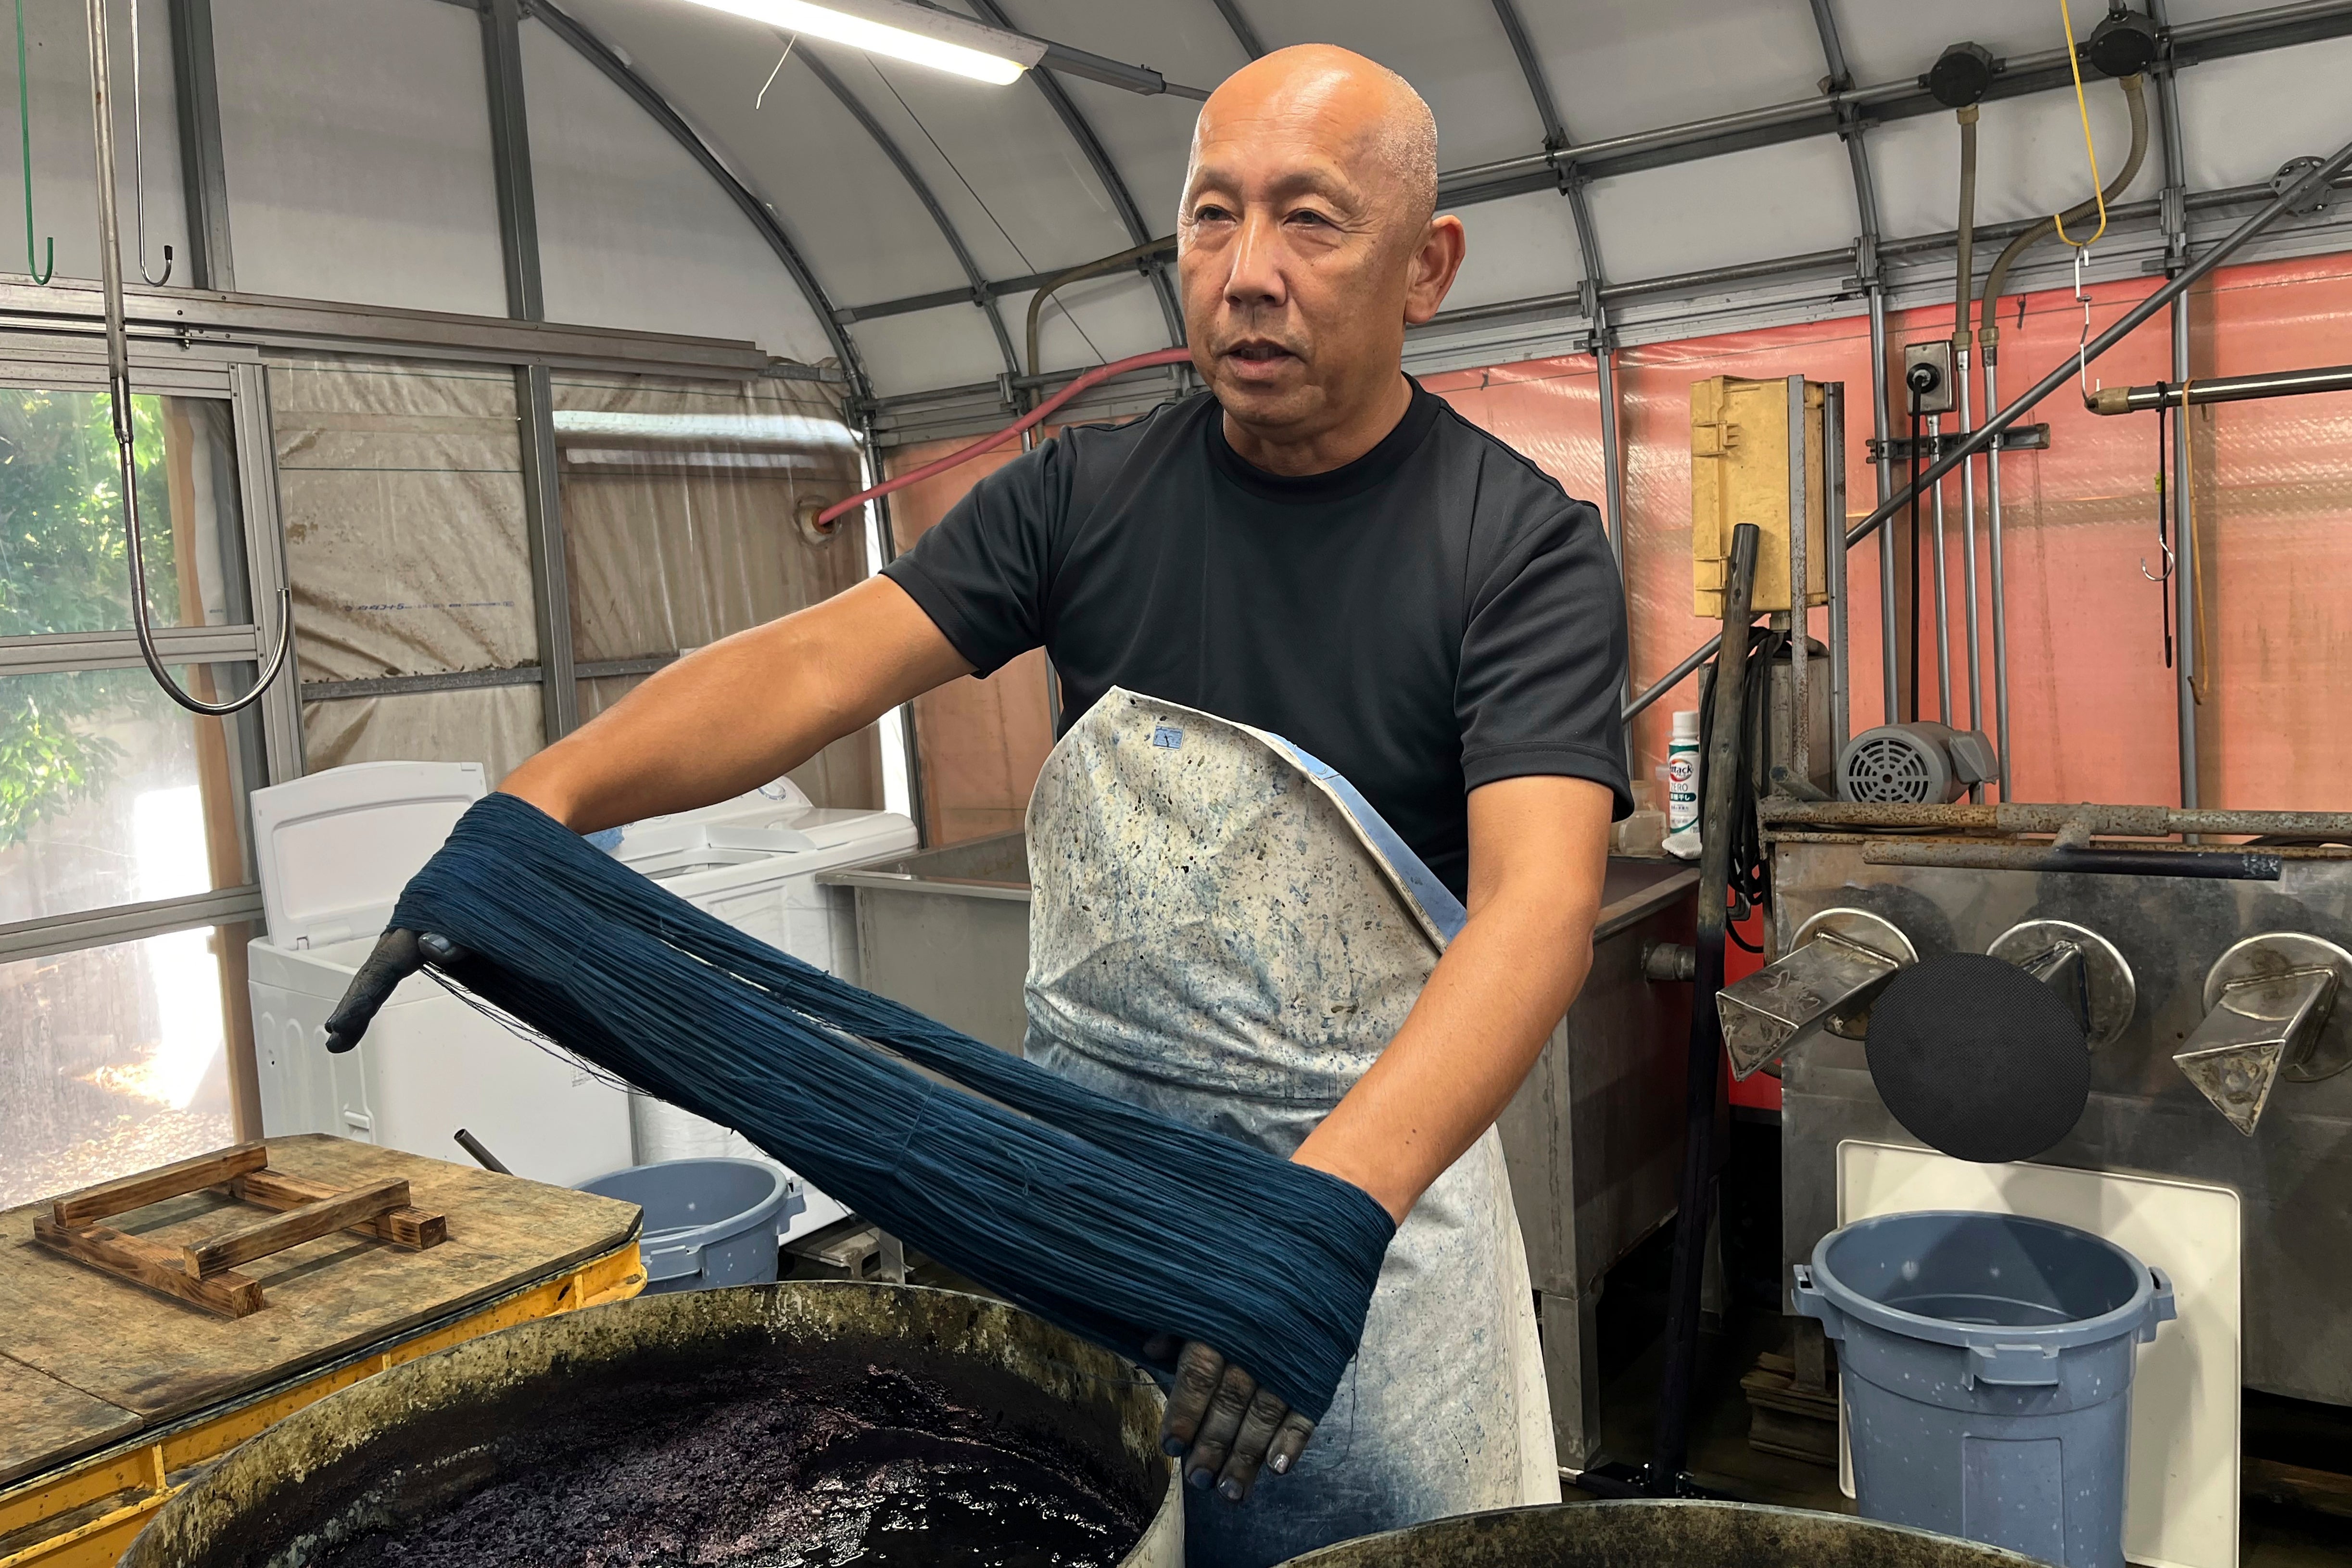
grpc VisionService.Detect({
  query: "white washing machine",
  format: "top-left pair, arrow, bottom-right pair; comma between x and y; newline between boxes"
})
244,761 -> 635,1186
604,779 -> 918,1239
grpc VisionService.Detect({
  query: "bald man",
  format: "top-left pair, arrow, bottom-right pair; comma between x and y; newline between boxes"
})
491,42 -> 1627,1565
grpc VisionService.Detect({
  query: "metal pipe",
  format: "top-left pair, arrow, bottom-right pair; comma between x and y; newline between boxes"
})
1958,354 -> 1984,773
1757,796 -> 2352,837
1862,841 -> 2280,881
87,0 -> 291,718
1985,357 -> 2013,798
1870,286 -> 1897,726
1952,103 -> 1982,794
2091,362 -> 2352,412
2152,0 -> 2200,814
1825,381 -> 1849,752
1926,415 -> 1951,723
1652,521 -> 1760,1491
1623,632 -> 1720,724
1026,234 -> 1177,378
1787,374 -> 1809,787
1597,335 -> 1633,755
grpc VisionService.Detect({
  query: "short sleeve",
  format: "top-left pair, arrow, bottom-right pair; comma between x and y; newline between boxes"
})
1456,492 -> 1634,820
880,435 -> 1075,677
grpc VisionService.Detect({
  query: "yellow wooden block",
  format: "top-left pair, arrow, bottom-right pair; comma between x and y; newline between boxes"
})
1690,375 -> 1829,616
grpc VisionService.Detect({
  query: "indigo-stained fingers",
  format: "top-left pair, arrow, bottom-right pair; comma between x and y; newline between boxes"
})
1214,1385 -> 1292,1502
417,932 -> 469,966
1183,1361 -> 1259,1490
1266,1411 -> 1317,1477
324,929 -> 422,1053
1161,1340 -> 1226,1456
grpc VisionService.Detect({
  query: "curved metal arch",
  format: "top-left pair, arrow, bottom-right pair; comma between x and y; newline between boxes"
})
530,0 -> 873,400
795,45 -> 1024,383
1486,0 -> 1608,292
960,0 -> 1188,348
1206,0 -> 1264,61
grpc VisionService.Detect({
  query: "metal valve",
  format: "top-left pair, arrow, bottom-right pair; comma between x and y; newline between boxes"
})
2175,933 -> 2352,1135
1717,908 -> 1916,1080
1985,919 -> 2137,1050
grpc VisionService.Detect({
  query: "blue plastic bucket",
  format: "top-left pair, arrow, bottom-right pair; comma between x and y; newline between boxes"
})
1795,1211 -> 2174,1568
579,1158 -> 793,1293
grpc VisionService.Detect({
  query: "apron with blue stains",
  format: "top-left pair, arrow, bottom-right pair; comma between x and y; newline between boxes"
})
1024,688 -> 1559,1568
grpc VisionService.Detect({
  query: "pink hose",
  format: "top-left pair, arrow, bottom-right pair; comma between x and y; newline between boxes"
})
818,346 -> 1195,529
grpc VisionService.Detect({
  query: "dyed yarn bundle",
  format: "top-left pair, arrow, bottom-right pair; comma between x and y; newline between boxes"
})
391,792 -> 1395,1419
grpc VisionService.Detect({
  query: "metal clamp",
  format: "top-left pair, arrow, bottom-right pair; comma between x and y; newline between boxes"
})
2175,933 -> 2352,1135
1985,919 -> 2137,1049
1716,907 -> 1916,1080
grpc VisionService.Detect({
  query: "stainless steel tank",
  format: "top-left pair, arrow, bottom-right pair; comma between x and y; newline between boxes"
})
1274,1499 -> 2039,1567
121,1282 -> 1181,1567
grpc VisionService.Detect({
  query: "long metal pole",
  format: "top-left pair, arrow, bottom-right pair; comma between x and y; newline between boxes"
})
1651,522 -> 1760,1492
1622,130 -> 2352,727
2091,362 -> 2352,411
1825,381 -> 1850,753
1870,286 -> 1898,726
1927,414 -> 1952,723
2152,0 -> 2200,811
1957,361 -> 1985,800
1787,374 -> 1809,786
1985,358 -> 2014,798
1599,335 -> 1633,759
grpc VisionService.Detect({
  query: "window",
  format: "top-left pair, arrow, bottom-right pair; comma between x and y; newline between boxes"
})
0,367 -> 290,1205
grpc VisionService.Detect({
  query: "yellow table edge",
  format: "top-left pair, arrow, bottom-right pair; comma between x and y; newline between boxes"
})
0,1239 -> 645,1568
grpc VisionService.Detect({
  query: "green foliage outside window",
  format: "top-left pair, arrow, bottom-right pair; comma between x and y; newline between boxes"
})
0,390 -> 181,849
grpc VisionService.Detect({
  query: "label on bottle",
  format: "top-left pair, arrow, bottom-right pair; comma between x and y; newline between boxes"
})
1667,745 -> 1700,833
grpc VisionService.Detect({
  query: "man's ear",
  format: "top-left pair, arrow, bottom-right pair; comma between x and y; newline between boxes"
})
1403,214 -> 1468,326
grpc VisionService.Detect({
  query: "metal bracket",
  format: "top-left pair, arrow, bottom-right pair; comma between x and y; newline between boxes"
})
1716,907 -> 1916,1080
1987,919 -> 2137,1050
1869,425 -> 2049,464
2175,933 -> 2352,1135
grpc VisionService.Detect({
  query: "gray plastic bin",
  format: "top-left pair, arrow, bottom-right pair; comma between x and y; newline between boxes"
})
579,1158 -> 795,1293
1795,1210 -> 2174,1568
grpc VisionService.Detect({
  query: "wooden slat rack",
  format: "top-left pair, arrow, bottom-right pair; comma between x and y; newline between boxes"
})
32,1144 -> 447,1319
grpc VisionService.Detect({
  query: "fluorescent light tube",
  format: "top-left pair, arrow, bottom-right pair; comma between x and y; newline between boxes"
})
680,0 -> 1045,85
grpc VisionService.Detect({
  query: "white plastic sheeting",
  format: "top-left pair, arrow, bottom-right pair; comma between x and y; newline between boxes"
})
554,370 -> 882,809
269,355 -> 541,779
215,0 -> 509,316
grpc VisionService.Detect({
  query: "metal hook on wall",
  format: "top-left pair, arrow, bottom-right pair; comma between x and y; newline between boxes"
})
126,0 -> 169,284
15,0 -> 51,283
85,0 -> 289,716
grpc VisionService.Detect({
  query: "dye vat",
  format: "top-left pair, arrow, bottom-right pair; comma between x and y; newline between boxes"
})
121,1283 -> 1180,1568
1274,1499 -> 2045,1568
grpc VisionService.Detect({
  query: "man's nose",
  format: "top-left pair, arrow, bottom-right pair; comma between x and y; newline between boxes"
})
1222,212 -> 1286,310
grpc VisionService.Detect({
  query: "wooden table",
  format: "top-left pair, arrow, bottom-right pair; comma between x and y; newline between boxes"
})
0,1136 -> 643,1568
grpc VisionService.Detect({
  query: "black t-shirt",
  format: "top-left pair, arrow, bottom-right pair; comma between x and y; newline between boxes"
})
882,378 -> 1632,898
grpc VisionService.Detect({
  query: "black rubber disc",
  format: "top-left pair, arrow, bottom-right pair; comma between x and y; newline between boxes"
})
1864,952 -> 2091,1164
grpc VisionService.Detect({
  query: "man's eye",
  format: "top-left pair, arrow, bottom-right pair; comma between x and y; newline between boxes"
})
1191,204 -> 1235,224
1288,209 -> 1332,228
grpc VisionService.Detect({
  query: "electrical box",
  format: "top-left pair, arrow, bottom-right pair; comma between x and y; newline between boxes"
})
1690,375 -> 1827,617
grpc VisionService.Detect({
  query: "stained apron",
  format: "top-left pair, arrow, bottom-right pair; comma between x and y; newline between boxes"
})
1023,688 -> 1559,1568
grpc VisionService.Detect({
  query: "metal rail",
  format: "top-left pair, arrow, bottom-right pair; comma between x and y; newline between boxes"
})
2090,362 -> 2352,412
1622,132 -> 2352,725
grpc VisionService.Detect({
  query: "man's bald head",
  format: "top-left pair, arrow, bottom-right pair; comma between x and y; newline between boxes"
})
1176,43 -> 1464,473
1191,44 -> 1438,236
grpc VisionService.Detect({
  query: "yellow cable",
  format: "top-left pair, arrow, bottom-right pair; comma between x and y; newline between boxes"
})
2183,380 -> 2213,704
2052,0 -> 2111,248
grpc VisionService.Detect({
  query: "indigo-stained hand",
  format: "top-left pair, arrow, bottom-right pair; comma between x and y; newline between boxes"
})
1151,1337 -> 1316,1503
324,928 -> 471,1052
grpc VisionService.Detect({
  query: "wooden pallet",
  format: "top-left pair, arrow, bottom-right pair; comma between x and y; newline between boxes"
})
30,1144 -> 446,1319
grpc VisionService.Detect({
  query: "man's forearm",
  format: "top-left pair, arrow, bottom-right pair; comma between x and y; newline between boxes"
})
1291,775 -> 1613,1223
502,577 -> 969,832
1292,888 -> 1594,1221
